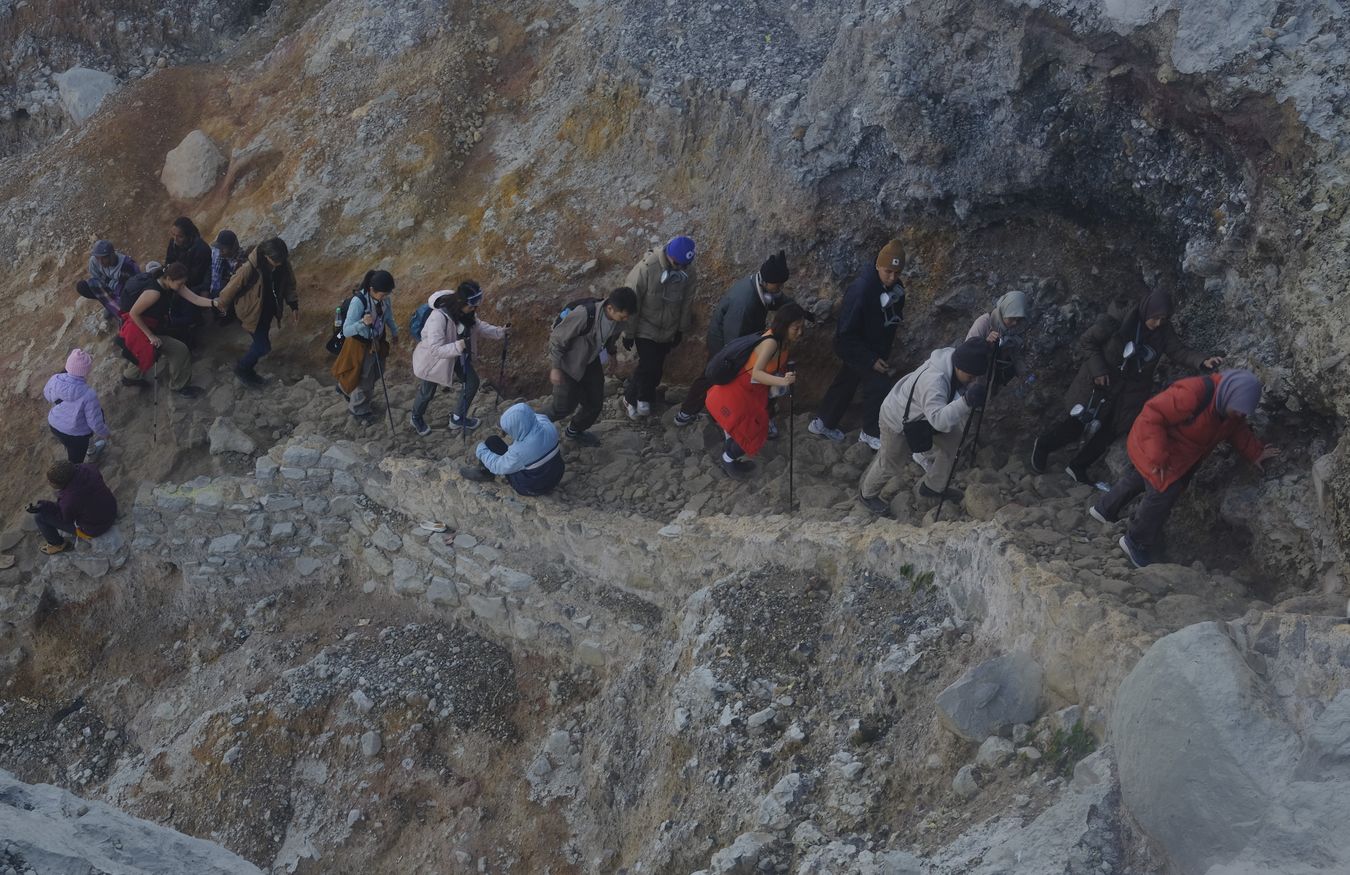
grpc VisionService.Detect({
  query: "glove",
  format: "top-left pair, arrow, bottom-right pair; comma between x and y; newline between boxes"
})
672,331 -> 683,347
622,336 -> 635,352
964,379 -> 989,409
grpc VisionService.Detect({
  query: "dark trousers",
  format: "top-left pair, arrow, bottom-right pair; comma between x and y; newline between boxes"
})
549,358 -> 605,433
50,427 -> 91,464
36,508 -> 74,546
412,360 -> 479,421
722,435 -> 746,461
239,321 -> 273,370
1037,412 -> 1116,472
815,362 -> 891,437
1094,465 -> 1197,549
624,338 -> 675,406
681,373 -> 713,417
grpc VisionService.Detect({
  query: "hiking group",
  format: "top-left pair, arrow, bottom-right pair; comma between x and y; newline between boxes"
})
37,228 -> 1278,569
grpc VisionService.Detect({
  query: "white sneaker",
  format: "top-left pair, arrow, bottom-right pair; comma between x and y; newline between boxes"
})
623,399 -> 640,420
636,400 -> 651,416
911,452 -> 932,472
858,432 -> 881,451
1088,506 -> 1113,526
808,417 -> 846,442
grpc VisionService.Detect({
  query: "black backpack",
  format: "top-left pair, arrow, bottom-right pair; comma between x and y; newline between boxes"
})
119,268 -> 164,314
553,298 -> 601,334
705,333 -> 772,385
326,290 -> 371,355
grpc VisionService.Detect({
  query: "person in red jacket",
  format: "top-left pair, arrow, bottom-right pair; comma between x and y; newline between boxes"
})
1089,369 -> 1279,567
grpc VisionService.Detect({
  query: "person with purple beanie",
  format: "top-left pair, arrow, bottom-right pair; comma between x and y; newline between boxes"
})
621,234 -> 699,420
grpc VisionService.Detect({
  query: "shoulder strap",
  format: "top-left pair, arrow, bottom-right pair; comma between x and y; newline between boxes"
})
1184,375 -> 1217,425
902,366 -> 929,423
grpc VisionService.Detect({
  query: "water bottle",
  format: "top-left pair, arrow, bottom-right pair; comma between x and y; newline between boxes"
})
333,306 -> 342,329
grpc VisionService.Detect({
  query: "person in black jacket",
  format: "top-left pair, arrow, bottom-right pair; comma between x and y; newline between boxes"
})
675,250 -> 791,427
164,216 -> 212,333
809,239 -> 907,450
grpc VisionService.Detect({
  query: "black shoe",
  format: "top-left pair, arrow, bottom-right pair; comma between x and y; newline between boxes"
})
1119,534 -> 1151,568
859,492 -> 892,517
565,428 -> 601,447
720,457 -> 755,480
1030,438 -> 1048,474
121,376 -> 149,388
174,385 -> 205,399
459,464 -> 495,483
234,365 -> 267,388
1065,464 -> 1089,484
919,482 -> 963,501
351,411 -> 377,425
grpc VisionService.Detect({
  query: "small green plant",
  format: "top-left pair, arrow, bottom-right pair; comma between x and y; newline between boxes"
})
1044,721 -> 1097,776
898,563 -> 937,593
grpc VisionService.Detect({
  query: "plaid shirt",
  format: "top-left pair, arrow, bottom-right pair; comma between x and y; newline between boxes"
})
210,247 -> 244,298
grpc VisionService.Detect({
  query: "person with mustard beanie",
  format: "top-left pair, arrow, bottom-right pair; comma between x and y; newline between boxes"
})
44,348 -> 110,463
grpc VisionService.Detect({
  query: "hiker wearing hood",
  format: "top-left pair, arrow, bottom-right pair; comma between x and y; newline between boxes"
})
811,239 -> 908,451
77,240 -> 139,321
1031,289 -> 1222,484
677,250 -> 794,429
410,281 -> 506,436
1091,370 -> 1278,568
622,235 -> 699,420
213,237 -> 298,388
966,290 -> 1030,387
859,339 -> 991,514
44,349 -> 110,463
25,461 -> 117,556
461,402 -> 564,496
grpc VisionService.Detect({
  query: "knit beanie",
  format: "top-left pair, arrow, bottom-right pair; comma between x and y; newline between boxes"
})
951,338 -> 991,375
65,348 -> 93,378
1215,369 -> 1262,417
760,250 -> 790,284
876,239 -> 906,272
665,235 -> 697,266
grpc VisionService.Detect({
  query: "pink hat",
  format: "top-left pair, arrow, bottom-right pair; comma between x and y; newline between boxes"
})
65,348 -> 92,378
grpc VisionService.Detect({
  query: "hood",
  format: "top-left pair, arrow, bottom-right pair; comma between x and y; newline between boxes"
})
499,402 -> 539,441
926,346 -> 955,371
993,290 -> 1028,331
427,289 -> 454,308
48,372 -> 88,400
1215,369 -> 1261,418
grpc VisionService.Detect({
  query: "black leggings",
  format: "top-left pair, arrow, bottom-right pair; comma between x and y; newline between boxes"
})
51,427 -> 91,464
1037,412 -> 1116,472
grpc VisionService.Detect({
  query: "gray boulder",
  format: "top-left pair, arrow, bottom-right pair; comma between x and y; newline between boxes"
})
936,652 -> 1044,741
208,417 -> 257,455
161,130 -> 226,199
53,67 -> 119,125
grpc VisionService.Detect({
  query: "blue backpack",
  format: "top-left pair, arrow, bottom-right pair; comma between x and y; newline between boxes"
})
409,303 -> 433,342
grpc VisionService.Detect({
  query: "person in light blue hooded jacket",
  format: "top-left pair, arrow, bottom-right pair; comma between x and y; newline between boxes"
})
460,402 -> 564,496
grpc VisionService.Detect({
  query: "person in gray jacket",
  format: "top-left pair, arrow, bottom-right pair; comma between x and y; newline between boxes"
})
547,287 -> 637,446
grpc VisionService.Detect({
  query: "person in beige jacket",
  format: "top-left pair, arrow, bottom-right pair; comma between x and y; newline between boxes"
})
621,235 -> 698,419
212,237 -> 297,388
546,287 -> 637,446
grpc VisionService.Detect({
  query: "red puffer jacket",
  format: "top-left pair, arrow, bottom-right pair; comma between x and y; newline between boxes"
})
1127,374 -> 1264,492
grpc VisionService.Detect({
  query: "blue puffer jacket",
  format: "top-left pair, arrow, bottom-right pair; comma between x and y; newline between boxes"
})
475,403 -> 564,496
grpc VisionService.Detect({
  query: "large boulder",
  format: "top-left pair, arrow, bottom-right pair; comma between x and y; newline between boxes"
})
53,67 -> 119,125
160,130 -> 226,199
208,417 -> 257,455
936,652 -> 1043,741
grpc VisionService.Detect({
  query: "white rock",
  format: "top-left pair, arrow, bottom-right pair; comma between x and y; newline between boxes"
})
160,130 -> 226,199
359,731 -> 382,757
975,736 -> 1017,768
953,764 -> 980,800
53,67 -> 118,125
208,417 -> 256,455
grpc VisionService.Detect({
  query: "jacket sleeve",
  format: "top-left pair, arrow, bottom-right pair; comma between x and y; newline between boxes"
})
680,273 -> 697,335
624,260 -> 648,337
1130,385 -> 1190,474
84,392 -> 109,436
720,290 -> 752,345
42,375 -> 59,404
216,258 -> 256,311
474,317 -> 506,341
966,313 -> 992,341
1162,326 -> 1208,372
477,439 -> 530,476
921,376 -> 973,434
833,281 -> 876,371
423,311 -> 466,360
278,263 -> 299,310
547,307 -> 585,369
1228,422 -> 1266,465
1080,316 -> 1118,382
343,296 -> 371,339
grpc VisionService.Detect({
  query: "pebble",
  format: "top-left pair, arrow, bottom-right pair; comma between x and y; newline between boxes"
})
360,731 -> 382,757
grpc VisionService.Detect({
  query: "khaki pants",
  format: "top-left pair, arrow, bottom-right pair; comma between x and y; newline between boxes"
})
859,425 -> 910,499
122,336 -> 191,390
922,424 -> 966,492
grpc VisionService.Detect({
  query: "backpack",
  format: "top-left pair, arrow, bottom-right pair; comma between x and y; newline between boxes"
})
553,298 -> 601,334
325,291 -> 367,356
704,333 -> 772,386
119,268 -> 164,314
409,303 -> 434,342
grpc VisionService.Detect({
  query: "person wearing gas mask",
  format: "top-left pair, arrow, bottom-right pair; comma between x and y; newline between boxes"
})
810,239 -> 908,450
621,235 -> 699,420
676,249 -> 793,431
1031,288 -> 1222,485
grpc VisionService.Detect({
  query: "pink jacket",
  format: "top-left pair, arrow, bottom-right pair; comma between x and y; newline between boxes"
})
411,290 -> 505,387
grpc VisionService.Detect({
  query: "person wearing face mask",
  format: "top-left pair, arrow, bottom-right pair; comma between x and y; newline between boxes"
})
333,269 -> 399,423
1031,288 -> 1222,485
1090,369 -> 1279,568
966,290 -> 1031,387
810,239 -> 908,451
675,249 -> 793,429
621,235 -> 699,420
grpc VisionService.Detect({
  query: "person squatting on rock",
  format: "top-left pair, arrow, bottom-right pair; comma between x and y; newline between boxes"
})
858,338 -> 991,514
460,402 -> 565,496
333,269 -> 398,423
1031,288 -> 1222,485
213,237 -> 298,388
546,286 -> 637,447
706,302 -> 806,480
622,235 -> 698,420
209,230 -> 244,299
25,461 -> 118,556
44,349 -> 110,464
117,262 -> 211,398
966,290 -> 1030,389
810,239 -> 908,451
676,249 -> 793,432
163,216 -> 213,334
410,281 -> 507,436
77,239 -> 138,322
1091,369 -> 1279,568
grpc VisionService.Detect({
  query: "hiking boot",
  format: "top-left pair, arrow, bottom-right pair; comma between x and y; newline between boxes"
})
766,420 -> 780,441
174,385 -> 205,399
351,411 -> 377,425
565,428 -> 601,447
449,414 -> 481,431
720,457 -> 755,480
808,417 -> 845,442
623,399 -> 641,421
918,482 -> 963,502
410,413 -> 431,437
121,376 -> 149,388
1119,534 -> 1151,568
459,464 -> 495,483
858,431 -> 881,451
1088,505 -> 1116,526
41,540 -> 72,556
674,411 -> 698,428
234,364 -> 267,388
858,492 -> 892,517
1030,437 -> 1048,474
911,452 -> 933,472
1065,464 -> 1089,484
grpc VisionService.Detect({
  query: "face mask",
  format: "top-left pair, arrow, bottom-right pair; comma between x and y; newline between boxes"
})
660,268 -> 689,284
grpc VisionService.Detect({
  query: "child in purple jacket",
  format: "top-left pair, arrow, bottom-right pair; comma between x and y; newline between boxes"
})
44,349 -> 110,463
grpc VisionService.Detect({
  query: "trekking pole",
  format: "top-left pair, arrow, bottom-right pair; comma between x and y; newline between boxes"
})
494,312 -> 511,409
966,339 -> 1001,470
151,367 -> 158,444
787,360 -> 796,515
934,407 -> 977,523
373,341 -> 396,436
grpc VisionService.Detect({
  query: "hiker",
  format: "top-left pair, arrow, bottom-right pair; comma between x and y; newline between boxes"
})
164,217 -> 213,333
117,262 -> 210,398
676,249 -> 792,431
460,402 -> 564,496
1091,369 -> 1278,568
810,239 -> 908,451
858,338 -> 990,513
966,290 -> 1030,388
77,240 -> 138,321
44,349 -> 110,464
25,461 -> 118,555
212,237 -> 298,388
546,286 -> 637,446
409,281 -> 507,436
621,235 -> 698,420
1031,289 -> 1222,484
332,270 -> 398,423
706,302 -> 805,479
209,230 -> 245,298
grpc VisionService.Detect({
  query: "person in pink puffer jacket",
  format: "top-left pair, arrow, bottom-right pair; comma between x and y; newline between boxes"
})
409,281 -> 507,436
44,349 -> 110,463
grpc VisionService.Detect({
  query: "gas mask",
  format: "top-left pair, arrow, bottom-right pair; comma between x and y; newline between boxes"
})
880,282 -> 905,327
